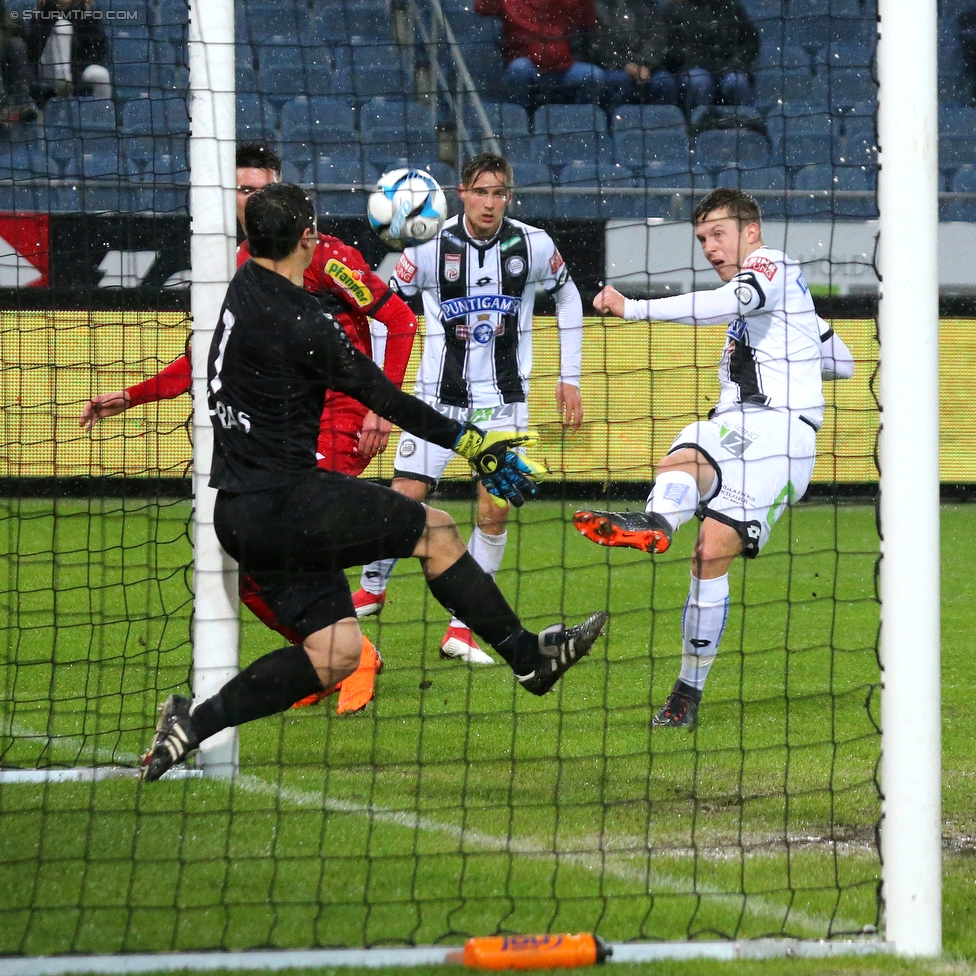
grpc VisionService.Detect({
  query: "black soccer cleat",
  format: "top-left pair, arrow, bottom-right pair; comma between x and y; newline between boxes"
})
651,681 -> 702,729
142,695 -> 200,782
517,611 -> 609,696
573,509 -> 673,554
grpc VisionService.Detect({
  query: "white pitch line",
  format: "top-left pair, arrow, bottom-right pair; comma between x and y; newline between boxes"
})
2,721 -> 874,936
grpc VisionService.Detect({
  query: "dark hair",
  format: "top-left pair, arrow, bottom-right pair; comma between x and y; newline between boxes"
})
692,188 -> 762,227
245,183 -> 316,260
236,142 -> 283,176
460,151 -> 514,189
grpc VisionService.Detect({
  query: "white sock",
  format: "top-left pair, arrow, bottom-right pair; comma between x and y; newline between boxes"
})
360,558 -> 397,595
647,470 -> 700,534
450,528 -> 507,629
678,573 -> 729,692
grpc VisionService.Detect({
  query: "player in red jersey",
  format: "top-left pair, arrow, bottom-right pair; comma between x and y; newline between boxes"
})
80,143 -> 419,714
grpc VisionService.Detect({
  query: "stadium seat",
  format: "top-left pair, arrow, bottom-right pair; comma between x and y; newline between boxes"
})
614,126 -> 689,173
339,0 -> 392,39
532,132 -> 613,173
611,103 -> 686,133
943,165 -> 976,222
313,155 -> 367,215
639,162 -> 695,221
43,97 -> 80,139
780,68 -> 830,106
360,96 -> 432,133
510,162 -> 553,219
126,150 -> 188,214
830,68 -> 877,108
789,163 -> 834,219
78,98 -> 117,134
766,109 -> 833,168
360,98 -> 439,165
121,96 -> 189,136
281,96 -> 357,154
832,164 -> 877,218
79,151 -> 125,213
558,161 -> 636,219
715,164 -> 789,218
235,94 -> 276,142
832,115 -> 877,167
939,105 -> 976,172
3,142 -> 48,182
826,41 -> 873,68
693,127 -> 771,171
349,43 -> 413,98
237,2 -> 309,45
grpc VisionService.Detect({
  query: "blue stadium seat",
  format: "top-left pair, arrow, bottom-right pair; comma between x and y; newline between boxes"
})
558,161 -> 636,219
338,0 -> 391,39
359,98 -> 438,165
510,163 -> 553,219
693,127 -> 771,171
766,109 -> 832,167
826,41 -> 873,68
614,127 -> 689,172
125,151 -> 188,214
237,62 -> 258,94
121,96 -> 189,135
79,150 -> 125,213
360,96 -> 432,133
463,102 -> 530,143
832,115 -> 877,167
939,105 -> 976,171
3,142 -> 48,181
78,98 -> 117,134
531,132 -> 612,172
43,98 -> 80,139
943,165 -> 976,222
789,163 -> 834,218
313,155 -> 367,215
715,165 -> 788,218
781,69 -> 830,106
281,96 -> 357,155
349,43 -> 413,98
611,103 -> 686,133
237,1 -> 309,45
829,67 -> 877,107
785,16 -> 830,50
234,94 -> 276,142
639,162 -> 695,221
832,164 -> 877,218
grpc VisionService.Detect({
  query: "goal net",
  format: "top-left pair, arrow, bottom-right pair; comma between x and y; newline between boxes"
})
0,0 -> 943,961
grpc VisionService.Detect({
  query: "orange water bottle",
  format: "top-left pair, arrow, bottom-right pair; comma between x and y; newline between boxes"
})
452,932 -> 611,969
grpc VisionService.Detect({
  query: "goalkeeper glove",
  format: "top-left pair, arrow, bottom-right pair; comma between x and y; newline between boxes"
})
453,423 -> 546,507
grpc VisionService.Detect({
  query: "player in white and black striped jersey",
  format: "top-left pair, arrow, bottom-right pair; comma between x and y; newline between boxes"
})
576,187 -> 855,729
353,152 -> 587,664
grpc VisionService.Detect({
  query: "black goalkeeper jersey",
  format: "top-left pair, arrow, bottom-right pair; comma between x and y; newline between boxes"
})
208,260 -> 460,493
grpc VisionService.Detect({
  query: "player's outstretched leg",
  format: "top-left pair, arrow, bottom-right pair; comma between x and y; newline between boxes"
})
652,680 -> 702,729
573,509 -> 673,554
143,695 -> 199,781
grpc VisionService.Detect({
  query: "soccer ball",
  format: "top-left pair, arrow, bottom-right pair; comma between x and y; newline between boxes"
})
367,168 -> 447,249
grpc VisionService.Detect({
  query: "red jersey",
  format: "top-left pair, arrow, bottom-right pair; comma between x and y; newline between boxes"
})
127,236 -> 417,407
474,0 -> 596,73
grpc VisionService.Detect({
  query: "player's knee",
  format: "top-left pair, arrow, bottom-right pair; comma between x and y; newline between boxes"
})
694,523 -> 742,570
416,506 -> 465,557
303,622 -> 361,684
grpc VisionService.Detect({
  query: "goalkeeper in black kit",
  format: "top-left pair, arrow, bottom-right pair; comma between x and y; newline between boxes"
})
143,183 -> 606,782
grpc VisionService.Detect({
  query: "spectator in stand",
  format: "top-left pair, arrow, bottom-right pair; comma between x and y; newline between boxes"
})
587,0 -> 678,108
0,0 -> 37,123
662,0 -> 758,112
24,0 -> 111,103
474,0 -> 604,111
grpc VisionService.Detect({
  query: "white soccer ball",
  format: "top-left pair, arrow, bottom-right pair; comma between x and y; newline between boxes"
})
367,168 -> 447,250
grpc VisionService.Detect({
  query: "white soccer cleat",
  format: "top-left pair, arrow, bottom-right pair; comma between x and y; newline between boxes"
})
440,625 -> 495,664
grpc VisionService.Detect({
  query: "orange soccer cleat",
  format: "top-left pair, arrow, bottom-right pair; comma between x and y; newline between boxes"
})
573,509 -> 672,554
335,635 -> 384,714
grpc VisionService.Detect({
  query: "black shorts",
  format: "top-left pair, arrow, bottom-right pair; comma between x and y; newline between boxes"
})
215,469 -> 428,637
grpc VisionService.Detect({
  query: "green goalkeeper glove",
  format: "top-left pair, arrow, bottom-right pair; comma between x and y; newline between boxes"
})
453,423 -> 546,507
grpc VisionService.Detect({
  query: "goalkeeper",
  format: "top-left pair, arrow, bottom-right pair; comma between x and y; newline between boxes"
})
143,183 -> 605,782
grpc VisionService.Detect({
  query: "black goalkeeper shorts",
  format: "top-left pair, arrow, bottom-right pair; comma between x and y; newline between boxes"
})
214,468 -> 428,636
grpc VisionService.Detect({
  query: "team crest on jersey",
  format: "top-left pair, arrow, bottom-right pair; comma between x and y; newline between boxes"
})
742,255 -> 778,281
472,319 -> 495,344
395,253 -> 417,284
444,253 -> 462,282
398,438 -> 417,458
505,255 -> 526,276
324,259 -> 373,307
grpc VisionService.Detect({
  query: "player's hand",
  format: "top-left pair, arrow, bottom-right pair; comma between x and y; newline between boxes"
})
593,286 -> 625,318
556,382 -> 583,431
481,451 -> 547,508
453,423 -> 546,507
357,411 -> 392,458
80,390 -> 130,431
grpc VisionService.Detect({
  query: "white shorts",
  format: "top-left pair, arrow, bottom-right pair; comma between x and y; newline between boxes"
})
393,399 -> 530,484
670,407 -> 818,557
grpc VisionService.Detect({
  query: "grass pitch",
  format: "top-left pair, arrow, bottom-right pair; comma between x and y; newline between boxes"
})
1,496 -> 972,965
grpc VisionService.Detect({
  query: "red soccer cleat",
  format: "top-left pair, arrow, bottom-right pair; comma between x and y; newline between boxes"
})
573,509 -> 672,554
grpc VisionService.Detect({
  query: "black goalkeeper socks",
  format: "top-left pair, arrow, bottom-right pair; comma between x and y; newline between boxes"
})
190,644 -> 323,741
426,551 -> 527,666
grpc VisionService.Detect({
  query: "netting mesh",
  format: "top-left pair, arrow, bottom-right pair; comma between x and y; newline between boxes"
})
0,0 -> 906,956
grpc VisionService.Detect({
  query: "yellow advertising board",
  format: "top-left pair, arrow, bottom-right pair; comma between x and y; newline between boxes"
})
1,310 -> 971,484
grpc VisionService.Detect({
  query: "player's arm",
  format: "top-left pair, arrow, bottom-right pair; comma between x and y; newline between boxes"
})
595,272 -> 766,326
80,350 -> 192,430
553,278 -> 584,430
818,316 -> 855,380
